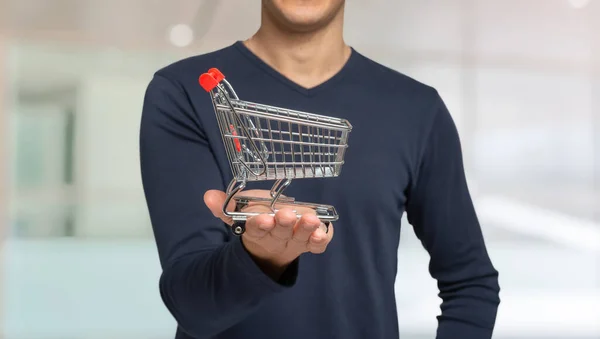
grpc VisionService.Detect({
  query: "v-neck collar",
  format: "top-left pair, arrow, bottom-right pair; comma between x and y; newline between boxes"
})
233,40 -> 359,97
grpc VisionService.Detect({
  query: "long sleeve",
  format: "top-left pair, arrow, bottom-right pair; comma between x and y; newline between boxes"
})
405,93 -> 501,339
139,73 -> 297,338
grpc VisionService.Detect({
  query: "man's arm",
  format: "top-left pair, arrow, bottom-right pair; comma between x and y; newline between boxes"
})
405,92 -> 501,339
139,73 -> 296,338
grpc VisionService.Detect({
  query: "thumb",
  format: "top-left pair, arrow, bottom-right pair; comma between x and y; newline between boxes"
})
204,190 -> 233,225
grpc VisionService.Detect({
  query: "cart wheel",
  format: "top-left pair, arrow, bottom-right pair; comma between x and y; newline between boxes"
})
232,222 -> 246,236
323,222 -> 330,234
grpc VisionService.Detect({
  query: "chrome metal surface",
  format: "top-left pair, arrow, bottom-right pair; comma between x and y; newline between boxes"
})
206,74 -> 351,234
232,195 -> 337,224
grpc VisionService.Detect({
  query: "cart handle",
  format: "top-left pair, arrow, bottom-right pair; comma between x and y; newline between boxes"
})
199,68 -> 226,93
199,68 -> 268,177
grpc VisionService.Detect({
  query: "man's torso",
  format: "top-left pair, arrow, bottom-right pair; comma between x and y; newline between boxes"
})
159,41 -> 439,339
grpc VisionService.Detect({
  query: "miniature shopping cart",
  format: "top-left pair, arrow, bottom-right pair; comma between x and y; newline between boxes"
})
199,68 -> 352,236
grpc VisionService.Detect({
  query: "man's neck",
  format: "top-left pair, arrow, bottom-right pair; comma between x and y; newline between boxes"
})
243,10 -> 351,89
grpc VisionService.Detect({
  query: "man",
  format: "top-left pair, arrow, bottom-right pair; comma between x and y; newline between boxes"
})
139,1 -> 501,338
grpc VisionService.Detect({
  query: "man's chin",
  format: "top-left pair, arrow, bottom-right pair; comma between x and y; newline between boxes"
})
275,16 -> 332,34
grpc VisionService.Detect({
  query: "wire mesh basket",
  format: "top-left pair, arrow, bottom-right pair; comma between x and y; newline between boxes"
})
200,68 -> 352,235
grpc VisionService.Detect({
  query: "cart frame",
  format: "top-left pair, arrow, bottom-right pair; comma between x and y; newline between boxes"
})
200,68 -> 352,235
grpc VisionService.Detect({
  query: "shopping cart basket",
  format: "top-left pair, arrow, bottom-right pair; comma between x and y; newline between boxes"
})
199,68 -> 352,235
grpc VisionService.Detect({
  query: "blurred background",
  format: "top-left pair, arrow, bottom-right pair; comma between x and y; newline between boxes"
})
1,0 -> 599,338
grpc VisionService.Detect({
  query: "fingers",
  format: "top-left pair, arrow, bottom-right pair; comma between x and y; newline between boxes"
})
244,213 -> 275,240
289,214 -> 321,246
308,223 -> 333,254
237,202 -> 277,240
268,208 -> 297,243
244,208 -> 297,254
204,190 -> 232,225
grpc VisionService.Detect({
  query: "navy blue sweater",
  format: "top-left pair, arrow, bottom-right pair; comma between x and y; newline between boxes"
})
140,41 -> 500,339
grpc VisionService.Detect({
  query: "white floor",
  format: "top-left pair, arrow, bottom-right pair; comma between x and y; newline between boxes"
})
3,230 -> 599,339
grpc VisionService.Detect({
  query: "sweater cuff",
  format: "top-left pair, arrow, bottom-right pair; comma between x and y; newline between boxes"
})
437,320 -> 494,339
229,237 -> 299,292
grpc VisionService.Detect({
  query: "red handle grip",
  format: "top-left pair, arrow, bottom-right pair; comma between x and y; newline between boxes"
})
199,68 -> 225,92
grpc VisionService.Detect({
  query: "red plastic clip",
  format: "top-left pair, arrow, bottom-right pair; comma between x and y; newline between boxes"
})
229,124 -> 242,153
199,68 -> 225,92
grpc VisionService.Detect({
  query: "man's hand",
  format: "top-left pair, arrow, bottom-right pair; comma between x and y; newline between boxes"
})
204,189 -> 333,280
